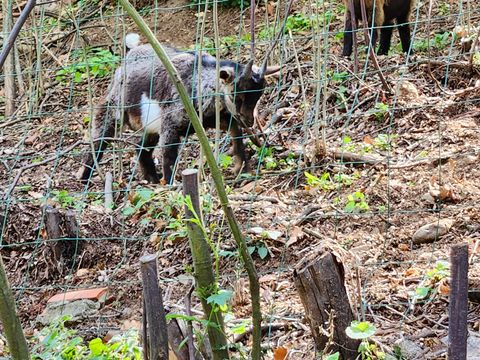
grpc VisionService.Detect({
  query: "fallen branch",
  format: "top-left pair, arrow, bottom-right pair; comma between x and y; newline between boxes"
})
330,148 -> 384,165
229,195 -> 279,204
233,322 -> 289,343
414,58 -> 475,71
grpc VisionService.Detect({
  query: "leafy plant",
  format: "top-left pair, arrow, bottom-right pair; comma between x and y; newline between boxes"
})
344,191 -> 369,213
51,189 -> 78,209
414,31 -> 452,52
373,134 -> 398,151
413,261 -> 450,301
256,146 -> 278,170
346,321 -> 385,360
305,171 -> 334,190
218,153 -> 233,169
370,102 -> 389,120
31,316 -> 142,359
331,71 -> 349,82
122,188 -> 189,241
248,241 -> 269,260
56,47 -> 120,84
207,289 -> 233,312
438,2 -> 451,16
305,171 -> 358,191
324,353 -> 340,360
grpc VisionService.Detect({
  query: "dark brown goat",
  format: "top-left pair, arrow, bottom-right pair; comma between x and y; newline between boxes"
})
78,34 -> 278,184
342,0 -> 416,56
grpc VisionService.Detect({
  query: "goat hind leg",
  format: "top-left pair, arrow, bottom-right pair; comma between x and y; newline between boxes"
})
138,132 -> 160,183
397,16 -> 413,54
160,129 -> 180,185
377,21 -> 394,55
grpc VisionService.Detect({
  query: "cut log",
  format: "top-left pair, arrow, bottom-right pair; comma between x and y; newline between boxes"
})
44,205 -> 64,273
294,252 -> 359,359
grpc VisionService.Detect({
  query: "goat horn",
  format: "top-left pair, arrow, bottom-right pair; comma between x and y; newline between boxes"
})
242,59 -> 254,79
259,0 -> 294,79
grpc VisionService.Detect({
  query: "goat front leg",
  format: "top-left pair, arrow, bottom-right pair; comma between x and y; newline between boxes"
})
160,127 -> 180,185
78,103 -> 117,183
230,121 -> 249,176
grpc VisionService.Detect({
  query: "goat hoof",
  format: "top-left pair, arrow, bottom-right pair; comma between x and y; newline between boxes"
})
77,166 -> 92,183
233,161 -> 249,176
144,173 -> 160,184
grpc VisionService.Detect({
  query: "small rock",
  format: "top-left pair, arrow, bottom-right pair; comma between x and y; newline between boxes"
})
24,134 -> 38,145
397,80 -> 420,103
37,299 -> 99,325
75,268 -> 90,278
441,332 -> 480,359
412,219 -> 454,244
468,277 -> 480,303
467,333 -> 480,359
395,338 -> 424,359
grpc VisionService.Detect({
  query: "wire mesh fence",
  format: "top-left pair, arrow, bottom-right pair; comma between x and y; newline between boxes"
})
1,0 -> 480,358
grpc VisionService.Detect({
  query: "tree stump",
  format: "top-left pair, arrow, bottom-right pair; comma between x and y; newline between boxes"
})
294,252 -> 359,359
44,206 -> 81,273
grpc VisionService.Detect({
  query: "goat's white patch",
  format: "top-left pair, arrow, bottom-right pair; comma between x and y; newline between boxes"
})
140,94 -> 162,133
221,83 -> 237,117
125,33 -> 140,49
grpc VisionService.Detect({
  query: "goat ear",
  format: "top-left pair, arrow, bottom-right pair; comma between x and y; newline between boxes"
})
219,67 -> 235,84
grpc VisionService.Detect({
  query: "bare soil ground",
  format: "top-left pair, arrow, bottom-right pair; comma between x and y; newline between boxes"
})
1,0 -> 480,358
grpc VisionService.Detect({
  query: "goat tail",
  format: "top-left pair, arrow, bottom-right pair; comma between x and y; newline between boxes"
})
77,103 -> 117,183
125,33 -> 141,50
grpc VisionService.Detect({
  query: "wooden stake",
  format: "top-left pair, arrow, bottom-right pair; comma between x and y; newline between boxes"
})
448,243 -> 469,360
140,253 -> 169,360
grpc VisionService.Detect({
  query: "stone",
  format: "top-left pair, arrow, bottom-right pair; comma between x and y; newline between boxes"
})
412,219 -> 454,244
37,299 -> 100,325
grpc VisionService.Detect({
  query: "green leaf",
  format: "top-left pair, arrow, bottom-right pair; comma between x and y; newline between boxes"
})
89,338 -> 106,355
304,171 -> 320,185
122,206 -> 136,216
207,290 -> 233,307
324,353 -> 340,360
74,72 -> 83,83
231,322 -> 248,334
346,321 -> 376,340
344,201 -> 356,213
136,188 -> 154,201
415,286 -> 430,299
257,246 -> 268,259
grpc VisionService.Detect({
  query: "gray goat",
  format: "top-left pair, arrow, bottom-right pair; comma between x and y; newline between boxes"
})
78,33 -> 278,184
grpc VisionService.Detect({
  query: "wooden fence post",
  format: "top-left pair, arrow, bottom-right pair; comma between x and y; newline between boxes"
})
448,243 -> 469,360
140,254 -> 169,360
